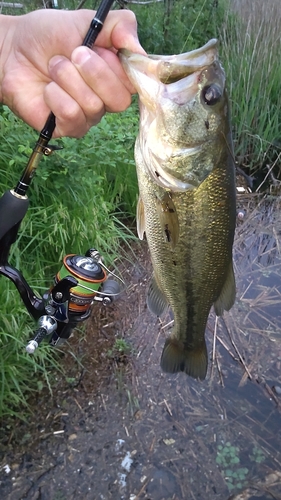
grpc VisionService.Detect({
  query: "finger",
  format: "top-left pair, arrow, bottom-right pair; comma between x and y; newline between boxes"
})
48,53 -> 112,114
44,80 -> 105,138
92,46 -> 137,94
81,9 -> 146,54
70,46 -> 133,110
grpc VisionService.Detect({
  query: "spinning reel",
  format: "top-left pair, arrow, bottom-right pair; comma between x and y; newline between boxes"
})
25,248 -> 121,353
0,0 -> 122,353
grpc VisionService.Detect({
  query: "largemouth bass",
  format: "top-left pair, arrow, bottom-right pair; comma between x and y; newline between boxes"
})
119,39 -> 236,380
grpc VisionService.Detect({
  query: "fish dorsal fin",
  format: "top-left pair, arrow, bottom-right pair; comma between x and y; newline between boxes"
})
147,275 -> 169,317
214,261 -> 236,316
136,196 -> 145,240
156,192 -> 179,249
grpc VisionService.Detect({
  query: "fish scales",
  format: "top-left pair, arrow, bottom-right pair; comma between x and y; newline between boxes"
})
119,39 -> 236,380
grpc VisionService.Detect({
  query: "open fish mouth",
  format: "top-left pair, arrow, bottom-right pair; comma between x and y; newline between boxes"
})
119,39 -> 219,101
119,39 -> 225,191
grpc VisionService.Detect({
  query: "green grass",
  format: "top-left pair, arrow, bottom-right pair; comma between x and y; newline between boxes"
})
0,0 -> 140,417
0,102 -> 138,417
0,279 -> 63,417
131,0 -> 225,55
219,0 -> 281,179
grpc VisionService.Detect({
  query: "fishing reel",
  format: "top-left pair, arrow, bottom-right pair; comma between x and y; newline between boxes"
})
24,248 -> 122,353
0,0 -> 121,354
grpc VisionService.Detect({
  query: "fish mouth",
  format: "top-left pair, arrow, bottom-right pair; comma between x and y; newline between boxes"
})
119,40 -> 223,192
119,39 -> 219,100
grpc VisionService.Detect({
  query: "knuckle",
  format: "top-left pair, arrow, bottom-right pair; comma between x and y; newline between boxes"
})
49,58 -> 69,82
59,102 -> 80,122
116,93 -> 132,112
121,9 -> 137,26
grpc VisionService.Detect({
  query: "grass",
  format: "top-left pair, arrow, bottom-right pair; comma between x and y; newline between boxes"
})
131,0 -> 225,54
0,0 -> 140,418
0,101 -> 138,418
219,0 -> 281,181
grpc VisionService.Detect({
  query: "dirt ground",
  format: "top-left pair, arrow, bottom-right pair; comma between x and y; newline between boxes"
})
0,194 -> 281,500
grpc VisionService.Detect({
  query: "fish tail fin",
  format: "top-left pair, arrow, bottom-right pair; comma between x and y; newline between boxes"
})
160,338 -> 208,380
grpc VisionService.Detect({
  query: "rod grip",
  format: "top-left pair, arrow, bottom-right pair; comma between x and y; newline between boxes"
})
0,190 -> 29,241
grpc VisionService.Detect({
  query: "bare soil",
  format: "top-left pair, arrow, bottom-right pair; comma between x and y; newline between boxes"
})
0,194 -> 281,500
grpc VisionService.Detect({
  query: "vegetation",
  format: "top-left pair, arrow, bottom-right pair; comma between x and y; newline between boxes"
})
0,103 -> 138,417
216,442 -> 249,491
0,0 -> 280,416
130,0 -> 224,54
219,0 -> 281,183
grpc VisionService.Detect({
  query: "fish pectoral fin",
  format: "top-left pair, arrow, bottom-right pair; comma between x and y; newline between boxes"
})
156,193 -> 179,248
214,261 -> 236,316
136,195 -> 145,240
147,275 -> 169,317
160,338 -> 208,380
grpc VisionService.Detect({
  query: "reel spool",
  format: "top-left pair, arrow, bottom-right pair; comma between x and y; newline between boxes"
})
56,254 -> 107,313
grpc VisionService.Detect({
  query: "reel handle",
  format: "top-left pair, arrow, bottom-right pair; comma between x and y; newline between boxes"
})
26,328 -> 48,354
26,315 -> 57,353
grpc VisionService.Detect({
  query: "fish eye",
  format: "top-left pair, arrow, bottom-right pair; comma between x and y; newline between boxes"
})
202,84 -> 222,106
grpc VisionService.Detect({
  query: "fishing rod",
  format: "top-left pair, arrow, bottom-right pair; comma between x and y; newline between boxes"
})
0,0 -> 122,353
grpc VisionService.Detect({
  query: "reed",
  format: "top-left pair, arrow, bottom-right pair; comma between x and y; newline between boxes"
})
220,0 -> 281,178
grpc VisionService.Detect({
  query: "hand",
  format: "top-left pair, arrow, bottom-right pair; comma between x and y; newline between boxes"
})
0,9 -> 145,138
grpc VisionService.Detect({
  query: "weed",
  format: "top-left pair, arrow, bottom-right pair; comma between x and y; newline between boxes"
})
131,0 -> 225,55
107,338 -> 132,359
250,446 -> 266,464
220,0 -> 281,179
113,339 -> 132,354
216,442 -> 249,491
0,102 -> 138,417
126,389 -> 140,417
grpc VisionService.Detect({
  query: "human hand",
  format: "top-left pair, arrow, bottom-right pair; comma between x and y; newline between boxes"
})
0,9 -> 145,138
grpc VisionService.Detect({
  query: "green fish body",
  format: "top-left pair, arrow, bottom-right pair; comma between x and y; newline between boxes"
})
119,40 -> 236,380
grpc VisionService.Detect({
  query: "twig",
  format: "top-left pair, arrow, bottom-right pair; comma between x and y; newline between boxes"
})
212,316 -> 218,364
135,478 -> 150,499
207,322 -> 238,362
163,398 -> 173,416
239,279 -> 253,300
215,351 -> 225,387
222,317 -> 253,380
256,376 -> 280,407
73,397 -> 83,411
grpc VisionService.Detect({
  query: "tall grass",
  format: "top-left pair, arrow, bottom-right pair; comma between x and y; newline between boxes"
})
131,0 -> 225,54
0,103 -> 138,417
0,0 -> 139,419
220,0 -> 281,177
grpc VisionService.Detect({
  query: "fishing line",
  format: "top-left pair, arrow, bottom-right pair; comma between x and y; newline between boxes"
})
180,0 -> 209,54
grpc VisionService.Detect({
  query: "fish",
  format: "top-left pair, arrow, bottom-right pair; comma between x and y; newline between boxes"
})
119,39 -> 236,380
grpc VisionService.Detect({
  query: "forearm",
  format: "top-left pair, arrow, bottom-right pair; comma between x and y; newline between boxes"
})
0,15 -> 18,102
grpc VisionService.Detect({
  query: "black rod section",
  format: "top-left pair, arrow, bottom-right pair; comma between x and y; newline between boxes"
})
13,0 -> 115,196
42,0 -> 116,140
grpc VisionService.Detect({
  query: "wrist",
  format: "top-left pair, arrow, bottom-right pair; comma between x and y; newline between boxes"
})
0,15 -> 18,103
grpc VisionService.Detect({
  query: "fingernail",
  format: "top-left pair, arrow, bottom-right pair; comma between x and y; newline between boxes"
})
71,46 -> 92,66
124,36 -> 147,55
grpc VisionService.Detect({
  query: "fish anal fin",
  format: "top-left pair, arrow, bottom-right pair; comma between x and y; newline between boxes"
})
156,192 -> 179,248
147,275 -> 168,317
160,338 -> 208,380
136,195 -> 145,240
214,261 -> 236,316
